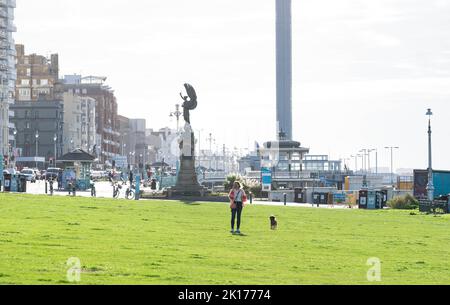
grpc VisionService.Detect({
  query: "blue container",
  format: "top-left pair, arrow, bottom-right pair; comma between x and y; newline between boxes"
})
433,171 -> 450,198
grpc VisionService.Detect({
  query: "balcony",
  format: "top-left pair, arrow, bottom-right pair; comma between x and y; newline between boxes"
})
0,40 -> 9,49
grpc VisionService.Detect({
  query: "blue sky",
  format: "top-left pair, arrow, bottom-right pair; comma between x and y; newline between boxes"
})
15,0 -> 450,171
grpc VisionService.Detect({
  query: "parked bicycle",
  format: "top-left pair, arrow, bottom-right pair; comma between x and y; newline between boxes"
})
112,181 -> 122,199
125,183 -> 136,200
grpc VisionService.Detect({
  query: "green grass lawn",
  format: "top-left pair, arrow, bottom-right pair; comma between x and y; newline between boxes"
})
0,193 -> 450,285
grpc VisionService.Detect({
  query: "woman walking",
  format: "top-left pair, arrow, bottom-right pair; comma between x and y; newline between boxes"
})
229,181 -> 247,235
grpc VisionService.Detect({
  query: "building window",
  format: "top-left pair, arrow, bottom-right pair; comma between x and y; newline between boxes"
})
41,79 -> 48,86
21,79 -> 30,86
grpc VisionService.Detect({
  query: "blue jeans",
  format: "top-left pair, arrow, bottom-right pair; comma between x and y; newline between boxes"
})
231,202 -> 243,230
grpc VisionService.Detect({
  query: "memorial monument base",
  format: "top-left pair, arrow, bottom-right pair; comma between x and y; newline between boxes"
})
167,158 -> 208,197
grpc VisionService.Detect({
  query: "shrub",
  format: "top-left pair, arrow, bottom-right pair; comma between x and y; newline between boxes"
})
387,194 -> 419,210
224,174 -> 262,197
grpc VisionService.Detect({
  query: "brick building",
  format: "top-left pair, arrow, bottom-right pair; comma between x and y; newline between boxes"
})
59,75 -> 119,165
15,44 -> 59,102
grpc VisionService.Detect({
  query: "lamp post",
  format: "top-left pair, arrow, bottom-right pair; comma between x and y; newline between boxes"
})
13,129 -> 17,168
371,148 -> 378,175
367,148 -> 377,174
357,154 -> 364,173
53,134 -> 57,167
207,133 -> 214,170
350,155 -> 358,173
426,108 -> 434,201
385,146 -> 399,186
35,130 -> 39,169
359,149 -> 367,173
170,104 -> 182,133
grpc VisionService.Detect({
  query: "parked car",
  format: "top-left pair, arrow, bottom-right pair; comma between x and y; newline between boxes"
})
90,171 -> 104,180
45,168 -> 61,180
21,169 -> 36,183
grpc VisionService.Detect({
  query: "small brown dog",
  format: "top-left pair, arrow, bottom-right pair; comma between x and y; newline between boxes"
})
270,215 -> 278,230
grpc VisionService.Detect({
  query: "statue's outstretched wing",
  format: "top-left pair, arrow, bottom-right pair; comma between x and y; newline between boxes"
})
184,83 -> 198,110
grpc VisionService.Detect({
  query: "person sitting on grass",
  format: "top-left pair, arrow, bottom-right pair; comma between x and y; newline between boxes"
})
228,181 -> 247,235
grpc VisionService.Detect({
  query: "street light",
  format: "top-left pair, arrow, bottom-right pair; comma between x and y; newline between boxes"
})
130,151 -> 135,166
357,154 -> 364,173
350,155 -> 358,172
385,146 -> 399,186
359,149 -> 367,173
170,104 -> 182,133
207,133 -> 215,170
53,134 -> 57,167
35,130 -> 39,169
367,148 -> 377,174
426,108 -> 434,201
370,148 -> 378,175
11,129 -> 17,168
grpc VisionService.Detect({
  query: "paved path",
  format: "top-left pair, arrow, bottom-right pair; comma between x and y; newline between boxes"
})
22,181 -> 353,209
25,180 -> 154,200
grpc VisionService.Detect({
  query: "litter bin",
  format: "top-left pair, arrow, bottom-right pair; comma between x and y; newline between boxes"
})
19,176 -> 27,193
3,173 -> 11,192
375,191 -> 387,209
367,191 -> 376,209
359,190 -> 368,209
294,188 -> 305,203
319,193 -> 328,205
312,192 -> 320,205
10,175 -> 19,192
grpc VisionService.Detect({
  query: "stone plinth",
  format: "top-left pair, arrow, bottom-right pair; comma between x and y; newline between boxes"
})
168,157 -> 208,197
167,127 -> 208,198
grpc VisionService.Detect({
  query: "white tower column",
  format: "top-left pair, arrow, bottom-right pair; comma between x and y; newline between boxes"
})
276,0 -> 293,140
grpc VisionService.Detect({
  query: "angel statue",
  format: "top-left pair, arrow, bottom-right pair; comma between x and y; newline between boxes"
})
179,83 -> 198,125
